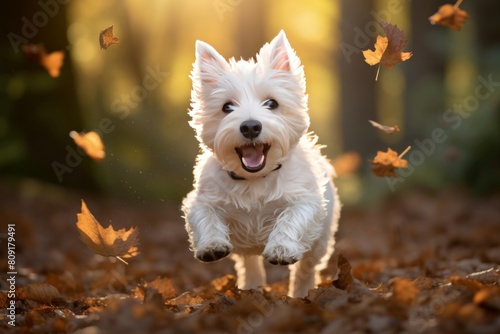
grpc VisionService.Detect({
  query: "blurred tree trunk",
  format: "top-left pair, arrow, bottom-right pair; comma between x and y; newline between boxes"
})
338,0 -> 379,158
404,0 -> 447,141
475,0 -> 500,52
1,2 -> 98,191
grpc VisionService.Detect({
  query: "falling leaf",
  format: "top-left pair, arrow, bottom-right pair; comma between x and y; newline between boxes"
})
368,120 -> 400,135
362,21 -> 412,80
333,254 -> 354,291
370,146 -> 410,177
429,0 -> 470,31
99,25 -> 120,50
24,283 -> 60,304
22,44 -> 64,78
70,131 -> 106,160
331,151 -> 362,176
76,200 -> 139,264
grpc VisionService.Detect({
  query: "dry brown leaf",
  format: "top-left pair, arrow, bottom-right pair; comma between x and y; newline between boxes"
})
46,271 -> 77,294
70,131 -> 106,160
211,274 -> 237,292
369,120 -> 400,135
166,291 -> 206,314
331,151 -> 362,177
362,21 -> 412,80
473,287 -> 500,310
413,276 -> 435,290
142,286 -> 165,310
352,261 -> 383,285
391,278 -> 419,306
22,44 -> 64,78
333,254 -> 354,291
148,277 -> 177,300
24,283 -> 60,304
76,200 -> 139,264
429,0 -> 470,31
99,25 -> 120,50
450,275 -> 484,292
370,146 -> 410,177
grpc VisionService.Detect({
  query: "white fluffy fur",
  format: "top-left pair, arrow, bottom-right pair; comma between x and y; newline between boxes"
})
182,30 -> 341,298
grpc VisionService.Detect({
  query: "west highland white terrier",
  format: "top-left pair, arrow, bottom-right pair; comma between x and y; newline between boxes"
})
182,30 -> 341,298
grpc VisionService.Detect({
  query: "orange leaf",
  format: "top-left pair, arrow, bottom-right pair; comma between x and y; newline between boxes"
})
362,21 -> 412,79
368,120 -> 400,135
22,44 -> 64,78
99,25 -> 120,50
391,278 -> 420,306
474,287 -> 500,310
70,131 -> 106,160
148,277 -> 177,300
370,147 -> 410,177
429,0 -> 470,31
76,200 -> 139,264
211,274 -> 237,292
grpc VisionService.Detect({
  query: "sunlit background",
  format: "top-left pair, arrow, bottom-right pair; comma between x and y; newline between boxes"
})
2,0 -> 499,207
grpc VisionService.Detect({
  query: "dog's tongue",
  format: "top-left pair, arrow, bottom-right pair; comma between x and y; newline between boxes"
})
241,144 -> 265,168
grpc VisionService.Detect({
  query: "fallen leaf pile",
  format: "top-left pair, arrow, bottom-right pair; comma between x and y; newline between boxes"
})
1,183 -> 499,333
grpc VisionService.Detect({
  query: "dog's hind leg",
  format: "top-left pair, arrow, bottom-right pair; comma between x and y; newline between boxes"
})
232,254 -> 266,290
288,250 -> 319,298
289,181 -> 339,298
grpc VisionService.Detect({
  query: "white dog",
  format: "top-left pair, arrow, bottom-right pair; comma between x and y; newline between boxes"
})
182,30 -> 341,298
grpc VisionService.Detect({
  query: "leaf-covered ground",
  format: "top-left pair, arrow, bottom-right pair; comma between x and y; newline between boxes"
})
1,180 -> 499,333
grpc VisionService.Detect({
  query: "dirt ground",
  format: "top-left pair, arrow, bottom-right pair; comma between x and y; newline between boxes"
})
1,179 -> 499,333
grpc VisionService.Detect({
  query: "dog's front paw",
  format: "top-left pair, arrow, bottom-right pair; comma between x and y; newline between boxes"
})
195,244 -> 232,262
263,245 -> 300,266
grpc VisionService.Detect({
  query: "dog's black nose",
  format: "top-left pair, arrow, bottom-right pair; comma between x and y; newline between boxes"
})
240,120 -> 262,139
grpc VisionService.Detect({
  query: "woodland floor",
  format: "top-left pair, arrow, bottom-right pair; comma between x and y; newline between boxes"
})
0,179 -> 499,334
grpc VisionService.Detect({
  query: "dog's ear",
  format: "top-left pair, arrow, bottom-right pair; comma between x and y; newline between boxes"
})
258,30 -> 305,84
268,30 -> 293,71
193,41 -> 229,84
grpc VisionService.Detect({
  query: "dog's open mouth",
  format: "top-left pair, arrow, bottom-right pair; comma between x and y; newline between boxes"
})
235,143 -> 270,173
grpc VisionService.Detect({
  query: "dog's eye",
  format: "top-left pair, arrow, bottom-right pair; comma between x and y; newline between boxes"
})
263,99 -> 279,110
222,102 -> 234,113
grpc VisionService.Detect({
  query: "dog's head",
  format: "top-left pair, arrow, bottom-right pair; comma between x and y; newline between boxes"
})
189,30 -> 309,179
